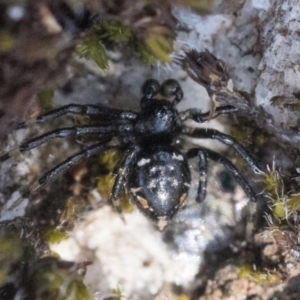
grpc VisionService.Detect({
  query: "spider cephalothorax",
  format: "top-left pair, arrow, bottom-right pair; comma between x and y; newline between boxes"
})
1,79 -> 262,230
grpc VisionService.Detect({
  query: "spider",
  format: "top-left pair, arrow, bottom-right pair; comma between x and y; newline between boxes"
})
1,79 -> 262,230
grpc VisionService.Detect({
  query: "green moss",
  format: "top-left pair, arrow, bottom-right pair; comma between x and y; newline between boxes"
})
76,31 -> 109,69
271,193 -> 300,220
230,124 -> 251,146
97,172 -> 115,198
41,228 -> 69,244
0,227 -> 31,286
178,0 -> 215,14
263,168 -> 283,197
94,17 -> 174,64
254,132 -> 267,146
97,149 -> 123,197
30,259 -> 92,300
0,231 -> 25,262
284,103 -> 300,112
263,168 -> 287,219
0,267 -> 9,285
238,264 -> 281,285
76,17 -> 175,67
262,168 -> 300,220
96,149 -> 134,212
272,202 -> 286,220
143,32 -> 173,64
76,19 -> 134,69
285,194 -> 300,213
59,197 -> 81,227
37,89 -> 56,111
103,287 -> 123,300
178,294 -> 190,300
0,30 -> 16,52
99,149 -> 124,171
94,20 -> 133,43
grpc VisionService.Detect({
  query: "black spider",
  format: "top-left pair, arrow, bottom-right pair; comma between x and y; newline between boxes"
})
1,79 -> 262,230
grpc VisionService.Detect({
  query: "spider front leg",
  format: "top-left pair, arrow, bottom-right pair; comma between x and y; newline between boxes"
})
182,126 -> 262,174
187,147 -> 257,202
1,123 -> 133,162
109,145 -> 140,214
17,104 -> 137,129
180,105 -> 238,123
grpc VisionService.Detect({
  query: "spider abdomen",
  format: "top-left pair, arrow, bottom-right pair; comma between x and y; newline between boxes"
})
129,146 -> 190,230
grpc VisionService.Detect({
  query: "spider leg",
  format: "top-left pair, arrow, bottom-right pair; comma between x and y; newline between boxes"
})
180,105 -> 238,123
187,147 -> 257,202
182,126 -> 262,174
9,142 -> 113,210
1,123 -> 133,162
186,149 -> 208,202
109,145 -> 140,214
17,104 -> 137,129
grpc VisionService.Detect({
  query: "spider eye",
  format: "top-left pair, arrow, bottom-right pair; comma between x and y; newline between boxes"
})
141,79 -> 160,99
160,79 -> 183,103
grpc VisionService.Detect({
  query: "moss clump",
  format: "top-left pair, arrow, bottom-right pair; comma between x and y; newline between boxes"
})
0,230 -> 26,285
37,89 -> 56,111
103,287 -> 123,300
76,30 -> 109,69
96,149 -> 134,213
99,148 -> 124,172
262,166 -> 300,220
177,0 -> 215,14
238,264 -> 281,285
263,167 -> 283,198
0,30 -> 16,52
140,26 -> 174,64
76,18 -> 175,67
41,228 -> 69,244
27,258 -> 93,300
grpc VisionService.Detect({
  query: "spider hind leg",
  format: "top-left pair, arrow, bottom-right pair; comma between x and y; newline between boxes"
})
187,147 -> 257,202
109,146 -> 140,214
8,143 -> 112,210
